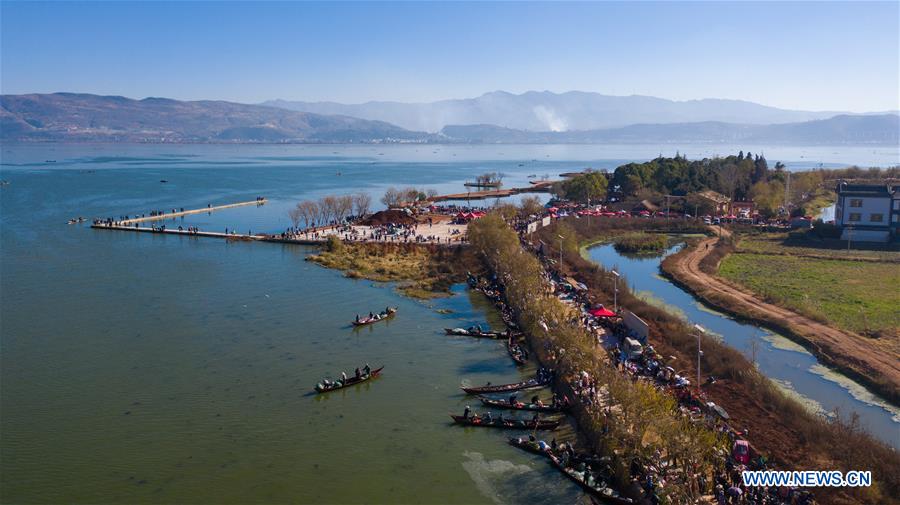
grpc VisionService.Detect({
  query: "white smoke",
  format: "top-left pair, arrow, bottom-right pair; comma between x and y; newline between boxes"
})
532,105 -> 568,132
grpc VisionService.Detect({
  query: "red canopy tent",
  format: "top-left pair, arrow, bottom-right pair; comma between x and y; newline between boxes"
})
589,307 -> 617,318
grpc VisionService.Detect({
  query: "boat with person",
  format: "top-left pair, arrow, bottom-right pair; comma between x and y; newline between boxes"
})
461,376 -> 549,394
449,414 -> 560,430
352,307 -> 397,326
549,454 -> 633,504
314,366 -> 384,393
444,327 -> 506,338
479,396 -> 566,412
507,336 -> 528,365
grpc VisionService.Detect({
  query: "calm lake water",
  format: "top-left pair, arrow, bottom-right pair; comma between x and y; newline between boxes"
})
586,243 -> 900,448
1,143 -> 897,503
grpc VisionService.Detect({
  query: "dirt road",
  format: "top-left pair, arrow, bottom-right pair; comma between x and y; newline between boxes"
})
663,228 -> 900,405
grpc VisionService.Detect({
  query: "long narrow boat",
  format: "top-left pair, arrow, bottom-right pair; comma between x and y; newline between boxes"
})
479,396 -> 566,412
444,328 -> 505,338
507,337 -> 528,365
461,376 -> 550,395
314,366 -> 384,393
508,436 -> 553,456
549,454 -> 633,504
449,414 -> 560,430
352,308 -> 396,326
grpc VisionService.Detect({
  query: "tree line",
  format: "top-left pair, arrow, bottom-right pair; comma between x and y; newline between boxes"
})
380,186 -> 438,207
288,193 -> 372,230
468,213 -> 725,502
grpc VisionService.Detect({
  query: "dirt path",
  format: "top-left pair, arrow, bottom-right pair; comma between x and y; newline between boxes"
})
664,227 -> 900,405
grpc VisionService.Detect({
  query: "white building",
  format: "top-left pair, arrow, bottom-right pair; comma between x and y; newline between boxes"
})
834,183 -> 897,242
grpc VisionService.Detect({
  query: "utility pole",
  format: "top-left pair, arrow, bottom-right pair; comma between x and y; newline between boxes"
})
784,170 -> 792,211
558,234 -> 564,271
694,324 -> 706,394
611,269 -> 620,313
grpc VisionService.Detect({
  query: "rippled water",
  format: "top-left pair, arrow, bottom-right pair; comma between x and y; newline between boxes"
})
586,243 -> 900,448
1,143 -> 896,503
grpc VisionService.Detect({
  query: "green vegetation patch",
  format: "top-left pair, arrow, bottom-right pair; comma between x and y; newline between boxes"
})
612,232 -> 669,254
719,253 -> 900,336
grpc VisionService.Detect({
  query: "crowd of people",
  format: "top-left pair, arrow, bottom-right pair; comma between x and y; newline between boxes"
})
463,207 -> 815,504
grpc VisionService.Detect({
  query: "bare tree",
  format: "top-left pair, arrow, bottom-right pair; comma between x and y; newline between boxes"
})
402,187 -> 420,204
381,187 -> 401,208
353,192 -> 372,217
288,205 -> 302,229
297,201 -> 319,229
426,188 -> 438,199
335,195 -> 354,223
319,196 -> 338,224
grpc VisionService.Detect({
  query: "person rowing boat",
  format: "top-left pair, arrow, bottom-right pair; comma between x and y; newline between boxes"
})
314,366 -> 384,393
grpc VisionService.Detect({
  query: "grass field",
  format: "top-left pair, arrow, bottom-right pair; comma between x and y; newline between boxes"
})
719,252 -> 900,337
736,233 -> 900,262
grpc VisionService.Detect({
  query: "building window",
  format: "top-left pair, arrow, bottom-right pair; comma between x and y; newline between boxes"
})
894,200 -> 899,210
848,213 -> 861,222
870,213 -> 884,223
849,199 -> 863,208
893,214 -> 899,223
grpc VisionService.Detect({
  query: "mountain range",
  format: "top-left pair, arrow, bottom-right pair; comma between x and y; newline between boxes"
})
1,92 -> 897,145
0,93 -> 424,143
438,114 -> 900,144
263,90 -> 895,133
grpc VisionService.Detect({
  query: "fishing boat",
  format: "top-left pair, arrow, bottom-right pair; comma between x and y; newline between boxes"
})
314,366 -> 384,393
461,376 -> 550,394
463,181 -> 502,188
449,414 -> 560,430
507,337 -> 528,365
444,327 -> 505,338
508,436 -> 553,455
352,307 -> 397,326
549,454 -> 633,504
479,396 -> 565,412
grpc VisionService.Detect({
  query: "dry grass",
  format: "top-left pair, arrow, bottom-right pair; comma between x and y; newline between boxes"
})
307,241 -> 480,298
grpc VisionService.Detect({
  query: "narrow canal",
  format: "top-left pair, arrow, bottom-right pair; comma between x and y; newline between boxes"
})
586,242 -> 900,448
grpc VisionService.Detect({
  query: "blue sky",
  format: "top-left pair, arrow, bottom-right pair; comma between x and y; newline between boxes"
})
1,1 -> 897,112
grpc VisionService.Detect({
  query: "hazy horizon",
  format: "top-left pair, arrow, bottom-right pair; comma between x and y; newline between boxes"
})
1,1 -> 898,113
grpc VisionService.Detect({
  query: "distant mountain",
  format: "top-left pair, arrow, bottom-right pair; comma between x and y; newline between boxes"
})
2,93 -> 895,145
439,114 -> 900,145
263,90 -> 877,132
438,114 -> 900,145
0,93 -> 427,143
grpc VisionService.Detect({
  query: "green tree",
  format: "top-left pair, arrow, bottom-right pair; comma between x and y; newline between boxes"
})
560,172 -> 608,203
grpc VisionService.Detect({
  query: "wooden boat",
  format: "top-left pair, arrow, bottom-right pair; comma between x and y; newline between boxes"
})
507,337 -> 528,365
508,436 -> 553,456
479,396 -> 565,413
461,376 -> 549,394
549,454 -> 633,504
444,327 -> 505,338
314,366 -> 384,393
352,308 -> 397,326
449,414 -> 559,430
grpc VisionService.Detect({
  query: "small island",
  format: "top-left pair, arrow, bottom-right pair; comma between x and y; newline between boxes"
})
613,232 -> 669,254
464,172 -> 504,188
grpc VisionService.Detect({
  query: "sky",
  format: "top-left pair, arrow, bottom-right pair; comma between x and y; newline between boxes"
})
1,1 -> 898,112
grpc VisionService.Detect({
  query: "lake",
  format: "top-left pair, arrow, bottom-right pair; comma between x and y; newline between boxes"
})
1,143 -> 896,503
